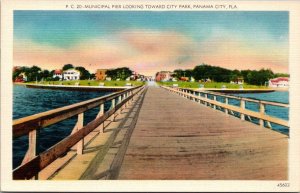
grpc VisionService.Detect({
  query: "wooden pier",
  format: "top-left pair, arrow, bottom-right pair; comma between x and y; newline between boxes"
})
13,85 -> 288,180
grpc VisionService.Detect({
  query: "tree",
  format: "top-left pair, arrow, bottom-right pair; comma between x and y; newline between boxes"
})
193,64 -> 232,82
24,66 -> 42,81
41,70 -> 50,80
241,68 -> 274,85
106,67 -> 132,80
75,66 -> 91,80
62,64 -> 74,71
274,73 -> 289,78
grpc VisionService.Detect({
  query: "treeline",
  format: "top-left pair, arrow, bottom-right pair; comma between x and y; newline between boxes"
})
13,64 -> 94,82
13,64 -> 135,82
173,64 -> 289,86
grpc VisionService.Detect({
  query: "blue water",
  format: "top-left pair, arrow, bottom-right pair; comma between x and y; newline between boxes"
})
203,91 -> 289,135
13,85 -> 113,169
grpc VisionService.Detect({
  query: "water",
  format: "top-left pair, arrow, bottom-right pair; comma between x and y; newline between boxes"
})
13,85 -> 113,169
205,91 -> 289,135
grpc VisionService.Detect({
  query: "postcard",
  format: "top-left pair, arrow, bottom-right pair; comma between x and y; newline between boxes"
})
1,0 -> 300,192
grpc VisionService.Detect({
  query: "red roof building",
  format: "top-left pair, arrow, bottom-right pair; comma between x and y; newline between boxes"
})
269,77 -> 289,88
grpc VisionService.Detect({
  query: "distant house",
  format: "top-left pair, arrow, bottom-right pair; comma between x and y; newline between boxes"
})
15,72 -> 27,82
230,77 -> 244,85
155,71 -> 173,81
180,77 -> 189,81
269,77 -> 289,88
95,69 -> 107,81
63,69 -> 80,80
53,69 -> 63,80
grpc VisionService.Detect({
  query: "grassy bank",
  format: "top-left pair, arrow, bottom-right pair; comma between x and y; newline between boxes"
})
24,80 -> 145,87
158,81 -> 268,89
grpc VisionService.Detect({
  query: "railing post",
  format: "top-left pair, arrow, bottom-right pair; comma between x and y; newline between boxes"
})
213,95 -> 217,109
131,91 -> 134,101
204,93 -> 207,106
118,95 -> 122,113
240,99 -> 245,120
193,91 -> 196,101
111,99 -> 116,121
22,129 -> 39,179
259,102 -> 265,127
96,104 -> 104,133
126,91 -> 130,106
123,93 -> 127,108
76,113 -> 84,155
224,97 -> 228,115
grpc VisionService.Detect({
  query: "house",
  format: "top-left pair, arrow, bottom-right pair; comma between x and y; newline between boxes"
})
269,77 -> 289,88
15,72 -> 27,82
180,77 -> 189,81
53,69 -> 63,80
95,69 -> 107,81
155,71 -> 173,82
230,77 -> 244,85
63,69 -> 80,80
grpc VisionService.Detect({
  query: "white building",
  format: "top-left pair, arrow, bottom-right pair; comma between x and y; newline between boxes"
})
63,69 -> 80,80
268,77 -> 289,88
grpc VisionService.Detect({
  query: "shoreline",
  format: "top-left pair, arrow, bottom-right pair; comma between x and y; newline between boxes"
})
204,88 -> 275,94
204,88 -> 288,93
14,83 -> 132,92
14,83 -> 289,93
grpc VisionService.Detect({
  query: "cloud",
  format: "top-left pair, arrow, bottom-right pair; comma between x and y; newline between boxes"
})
14,29 -> 288,76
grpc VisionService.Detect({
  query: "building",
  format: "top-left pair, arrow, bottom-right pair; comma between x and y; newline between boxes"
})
180,77 -> 189,81
53,69 -> 63,80
155,71 -> 173,82
63,69 -> 80,80
95,69 -> 107,81
15,72 -> 27,82
269,77 -> 289,88
230,77 -> 244,84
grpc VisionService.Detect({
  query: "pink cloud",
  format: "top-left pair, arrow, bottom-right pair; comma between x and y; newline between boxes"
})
14,30 -> 288,76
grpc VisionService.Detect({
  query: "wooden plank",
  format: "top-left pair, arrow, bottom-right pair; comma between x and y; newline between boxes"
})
118,86 -> 288,180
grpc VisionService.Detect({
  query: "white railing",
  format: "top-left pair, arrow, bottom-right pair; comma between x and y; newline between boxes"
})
161,86 -> 289,132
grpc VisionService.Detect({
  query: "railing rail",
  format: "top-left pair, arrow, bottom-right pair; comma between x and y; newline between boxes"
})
161,86 -> 289,130
13,85 -> 145,180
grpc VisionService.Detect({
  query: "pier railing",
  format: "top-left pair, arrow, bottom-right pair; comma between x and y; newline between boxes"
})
13,85 -> 145,180
161,86 -> 289,132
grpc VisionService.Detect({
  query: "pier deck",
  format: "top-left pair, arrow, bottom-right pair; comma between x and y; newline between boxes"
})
118,87 -> 287,180
50,86 -> 288,180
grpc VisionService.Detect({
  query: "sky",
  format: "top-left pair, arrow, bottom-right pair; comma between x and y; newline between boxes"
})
14,11 -> 289,76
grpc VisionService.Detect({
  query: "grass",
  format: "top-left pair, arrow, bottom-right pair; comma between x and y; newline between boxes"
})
158,81 -> 269,89
24,80 -> 145,87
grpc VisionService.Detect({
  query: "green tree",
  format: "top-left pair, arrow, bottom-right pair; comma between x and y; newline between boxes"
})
274,73 -> 289,78
106,67 -> 132,80
24,66 -> 42,81
62,64 -> 74,71
41,69 -> 50,80
193,64 -> 232,82
75,66 -> 91,80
